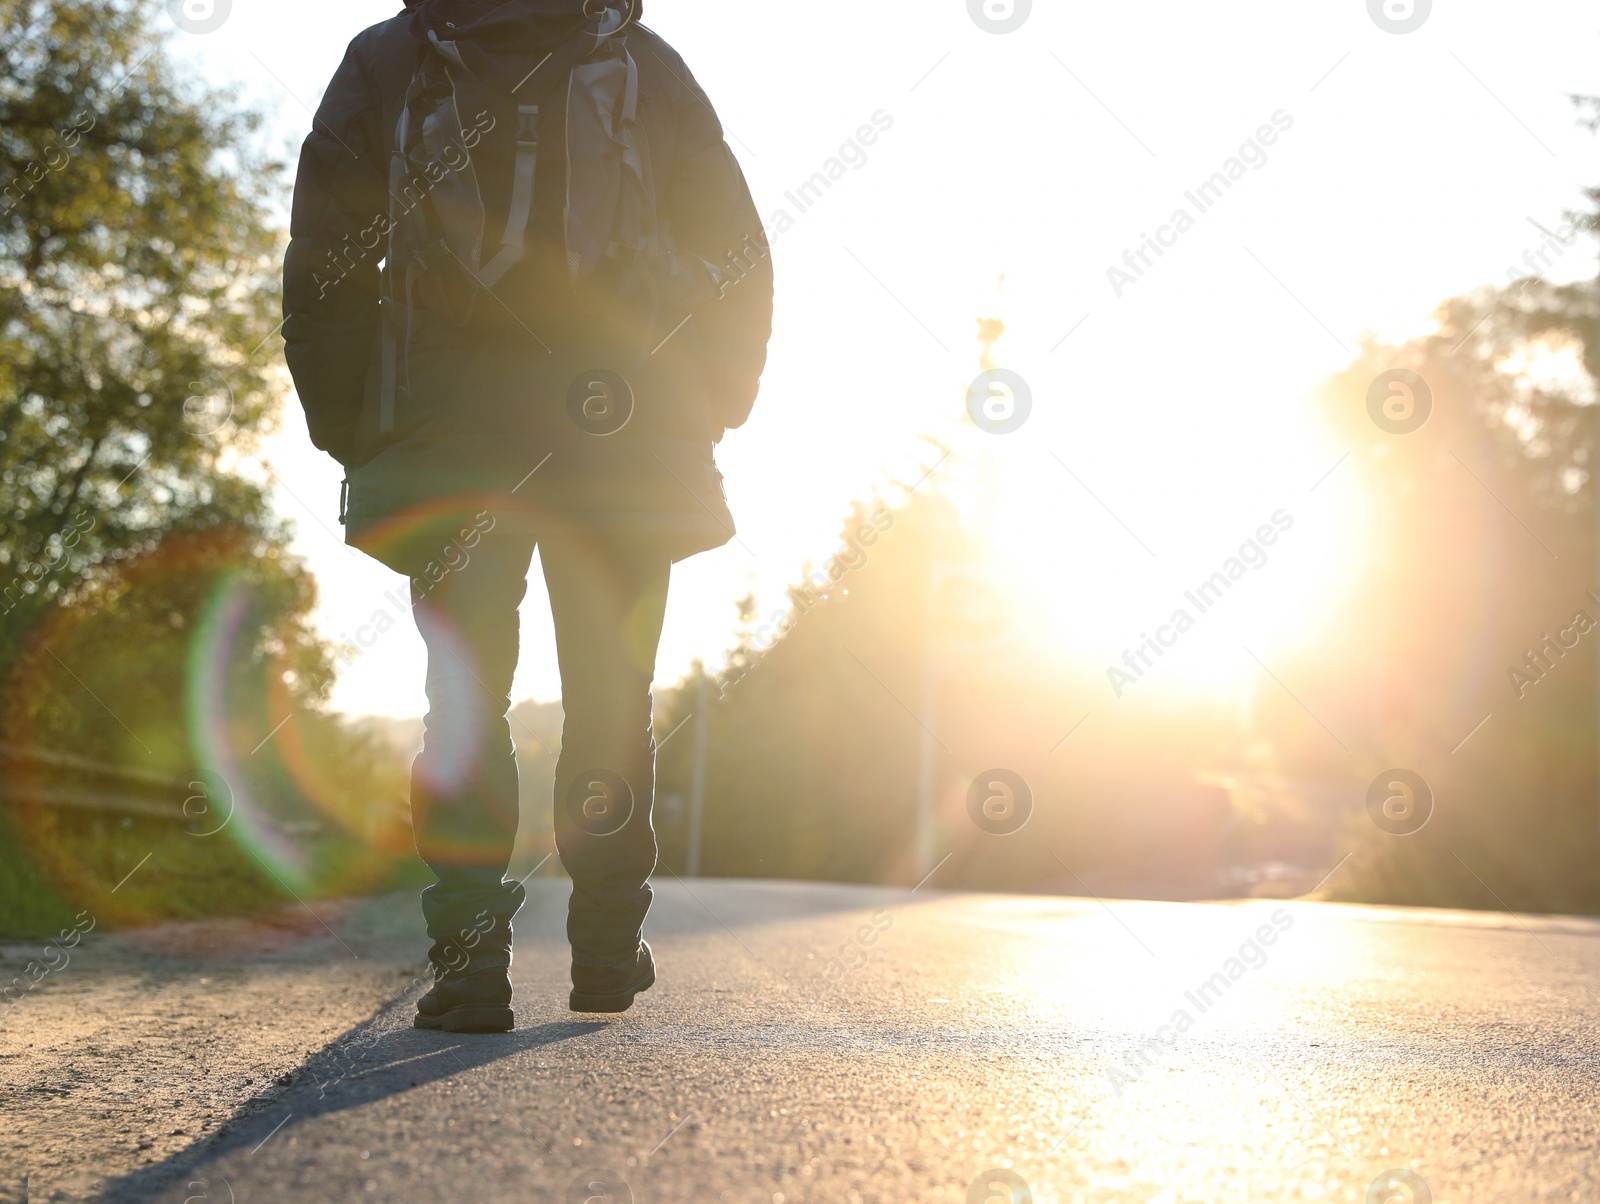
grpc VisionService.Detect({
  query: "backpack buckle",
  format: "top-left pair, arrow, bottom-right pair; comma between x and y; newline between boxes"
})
516,105 -> 540,147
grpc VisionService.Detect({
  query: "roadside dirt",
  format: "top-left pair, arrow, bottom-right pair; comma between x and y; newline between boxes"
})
0,895 -> 426,1202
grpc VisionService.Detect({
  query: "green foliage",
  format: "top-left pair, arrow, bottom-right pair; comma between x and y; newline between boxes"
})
0,803 -> 77,938
0,0 -> 285,662
654,491 -> 933,883
1311,277 -> 1600,913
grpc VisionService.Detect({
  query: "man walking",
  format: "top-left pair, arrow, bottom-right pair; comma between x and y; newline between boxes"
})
283,0 -> 772,1031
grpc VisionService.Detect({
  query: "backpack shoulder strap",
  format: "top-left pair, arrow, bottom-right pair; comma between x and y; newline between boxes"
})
476,99 -> 542,288
380,56 -> 431,435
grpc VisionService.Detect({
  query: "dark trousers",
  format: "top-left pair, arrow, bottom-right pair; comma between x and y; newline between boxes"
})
409,527 -> 670,960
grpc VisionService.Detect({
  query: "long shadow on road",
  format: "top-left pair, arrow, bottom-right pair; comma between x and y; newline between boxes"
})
100,1010 -> 607,1203
97,880 -> 956,1201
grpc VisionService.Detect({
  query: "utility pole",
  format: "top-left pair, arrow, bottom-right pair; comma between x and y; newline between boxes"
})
687,667 -> 708,877
914,525 -> 942,883
914,615 -> 940,882
1593,186 -> 1600,845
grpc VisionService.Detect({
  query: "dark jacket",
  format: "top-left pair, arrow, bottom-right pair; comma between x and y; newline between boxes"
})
283,1 -> 773,570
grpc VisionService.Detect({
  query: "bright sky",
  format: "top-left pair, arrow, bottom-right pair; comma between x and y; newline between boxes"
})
173,0 -> 1600,717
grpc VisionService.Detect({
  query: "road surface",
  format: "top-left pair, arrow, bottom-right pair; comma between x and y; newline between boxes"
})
16,880 -> 1600,1202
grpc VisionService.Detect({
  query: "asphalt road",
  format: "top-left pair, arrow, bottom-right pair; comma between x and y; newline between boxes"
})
92,880 -> 1600,1203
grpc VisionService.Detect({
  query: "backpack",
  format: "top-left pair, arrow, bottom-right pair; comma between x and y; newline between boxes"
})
377,0 -> 723,435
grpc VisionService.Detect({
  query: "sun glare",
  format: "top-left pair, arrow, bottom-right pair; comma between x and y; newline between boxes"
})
966,384 -> 1368,702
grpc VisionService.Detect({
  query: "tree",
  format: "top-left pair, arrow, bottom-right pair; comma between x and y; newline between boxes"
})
1306,279 -> 1600,913
0,0 -> 283,662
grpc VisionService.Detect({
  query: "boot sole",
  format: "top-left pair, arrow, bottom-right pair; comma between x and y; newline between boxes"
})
414,1005 -> 515,1033
569,963 -> 655,1014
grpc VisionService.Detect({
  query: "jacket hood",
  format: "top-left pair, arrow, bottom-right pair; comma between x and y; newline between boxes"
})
405,0 -> 643,60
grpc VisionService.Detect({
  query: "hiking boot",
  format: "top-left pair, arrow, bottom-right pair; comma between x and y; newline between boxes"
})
569,939 -> 655,1013
416,874 -> 524,1033
415,967 -> 514,1033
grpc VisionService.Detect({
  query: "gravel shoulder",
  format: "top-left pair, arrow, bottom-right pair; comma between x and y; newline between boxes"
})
0,893 -> 429,1203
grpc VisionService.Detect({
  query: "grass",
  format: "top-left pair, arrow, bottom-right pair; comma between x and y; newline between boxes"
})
0,806 -> 80,939
0,803 -> 431,940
